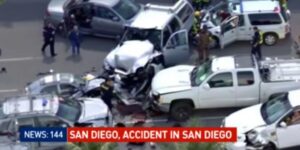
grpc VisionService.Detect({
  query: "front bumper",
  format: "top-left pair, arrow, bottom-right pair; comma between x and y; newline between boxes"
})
151,100 -> 170,113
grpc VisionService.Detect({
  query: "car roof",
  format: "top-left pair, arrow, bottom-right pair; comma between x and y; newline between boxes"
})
231,0 -> 280,14
288,89 -> 300,107
211,55 -> 255,72
1,95 -> 60,117
130,5 -> 174,29
88,0 -> 119,7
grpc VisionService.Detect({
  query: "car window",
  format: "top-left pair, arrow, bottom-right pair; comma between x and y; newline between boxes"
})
112,0 -> 140,20
94,6 -> 119,21
17,118 -> 35,129
36,116 -> 69,128
0,120 -> 12,132
176,4 -> 193,23
238,15 -> 244,26
248,13 -> 282,25
237,71 -> 254,86
60,84 -> 77,94
41,85 -> 58,95
166,30 -> 188,48
208,73 -> 233,88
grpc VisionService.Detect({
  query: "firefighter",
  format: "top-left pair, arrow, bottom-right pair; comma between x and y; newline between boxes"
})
192,11 -> 201,37
99,77 -> 114,111
251,26 -> 263,60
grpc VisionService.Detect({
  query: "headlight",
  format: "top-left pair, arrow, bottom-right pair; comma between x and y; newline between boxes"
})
247,130 -> 258,142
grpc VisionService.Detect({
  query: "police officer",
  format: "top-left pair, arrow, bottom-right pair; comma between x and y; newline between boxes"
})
251,26 -> 263,60
100,77 -> 114,111
192,11 -> 201,36
41,23 -> 57,57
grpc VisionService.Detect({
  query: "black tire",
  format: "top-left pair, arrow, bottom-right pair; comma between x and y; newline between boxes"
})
263,143 -> 276,150
170,101 -> 193,121
263,33 -> 278,46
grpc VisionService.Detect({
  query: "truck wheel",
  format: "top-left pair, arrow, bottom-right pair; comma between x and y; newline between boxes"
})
170,102 -> 193,121
264,33 -> 278,46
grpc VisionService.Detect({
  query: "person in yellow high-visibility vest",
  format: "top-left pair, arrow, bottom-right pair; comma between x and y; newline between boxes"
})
280,0 -> 288,10
192,11 -> 201,36
251,27 -> 263,60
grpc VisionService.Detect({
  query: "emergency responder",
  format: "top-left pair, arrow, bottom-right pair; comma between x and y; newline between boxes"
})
280,0 -> 288,10
192,0 -> 201,11
41,23 -> 57,57
99,77 -> 114,111
197,25 -> 210,63
200,0 -> 210,9
251,26 -> 263,60
192,11 -> 201,37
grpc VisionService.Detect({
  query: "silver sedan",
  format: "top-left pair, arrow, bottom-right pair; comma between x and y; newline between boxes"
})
45,0 -> 142,39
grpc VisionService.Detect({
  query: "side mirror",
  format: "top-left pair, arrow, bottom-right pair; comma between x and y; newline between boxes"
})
203,83 -> 210,89
279,122 -> 287,128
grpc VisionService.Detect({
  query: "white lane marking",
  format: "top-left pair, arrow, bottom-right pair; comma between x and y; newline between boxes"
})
124,116 -> 227,125
0,89 -> 19,93
0,57 -> 43,62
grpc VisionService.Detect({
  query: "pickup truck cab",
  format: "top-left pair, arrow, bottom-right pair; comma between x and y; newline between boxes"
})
151,56 -> 300,121
202,0 -> 291,48
222,90 -> 300,150
104,0 -> 194,75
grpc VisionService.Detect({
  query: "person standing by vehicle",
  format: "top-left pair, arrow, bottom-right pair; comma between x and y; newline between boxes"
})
291,35 -> 300,59
68,25 -> 81,55
99,77 -> 114,111
251,27 -> 263,60
197,25 -> 210,63
41,23 -> 57,57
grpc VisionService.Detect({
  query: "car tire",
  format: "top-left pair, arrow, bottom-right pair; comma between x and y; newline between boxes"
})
263,143 -> 276,150
264,33 -> 278,46
170,101 -> 193,121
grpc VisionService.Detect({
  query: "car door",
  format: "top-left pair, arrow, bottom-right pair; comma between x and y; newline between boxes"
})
174,3 -> 194,31
236,15 -> 252,40
234,70 -> 260,107
276,109 -> 300,149
15,117 -> 39,149
91,5 -> 124,36
198,72 -> 236,108
35,116 -> 70,150
40,84 -> 59,95
163,29 -> 190,67
220,15 -> 239,49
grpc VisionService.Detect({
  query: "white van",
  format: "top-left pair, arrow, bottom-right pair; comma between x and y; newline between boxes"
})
202,0 -> 291,48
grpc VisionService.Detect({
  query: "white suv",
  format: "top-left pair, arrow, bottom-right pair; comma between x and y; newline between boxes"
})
202,0 -> 291,48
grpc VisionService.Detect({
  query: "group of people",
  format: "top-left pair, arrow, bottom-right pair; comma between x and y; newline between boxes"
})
42,15 -> 82,57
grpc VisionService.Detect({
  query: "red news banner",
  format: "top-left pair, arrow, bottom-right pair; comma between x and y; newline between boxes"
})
67,127 -> 237,142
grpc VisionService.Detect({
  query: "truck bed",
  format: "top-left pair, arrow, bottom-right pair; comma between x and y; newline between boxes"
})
260,58 -> 300,82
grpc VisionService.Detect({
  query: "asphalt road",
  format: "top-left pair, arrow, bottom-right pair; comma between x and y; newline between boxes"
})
0,0 -> 300,149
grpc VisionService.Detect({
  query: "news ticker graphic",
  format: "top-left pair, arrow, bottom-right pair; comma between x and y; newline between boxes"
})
19,127 -> 237,143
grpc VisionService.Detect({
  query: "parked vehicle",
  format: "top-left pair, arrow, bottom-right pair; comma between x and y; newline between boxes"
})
202,0 -> 291,48
45,0 -> 142,38
103,0 -> 194,100
0,94 -> 112,149
25,72 -> 104,98
150,56 -> 300,121
221,90 -> 300,150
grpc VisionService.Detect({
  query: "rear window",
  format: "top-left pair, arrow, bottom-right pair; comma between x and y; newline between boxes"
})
248,13 -> 282,25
